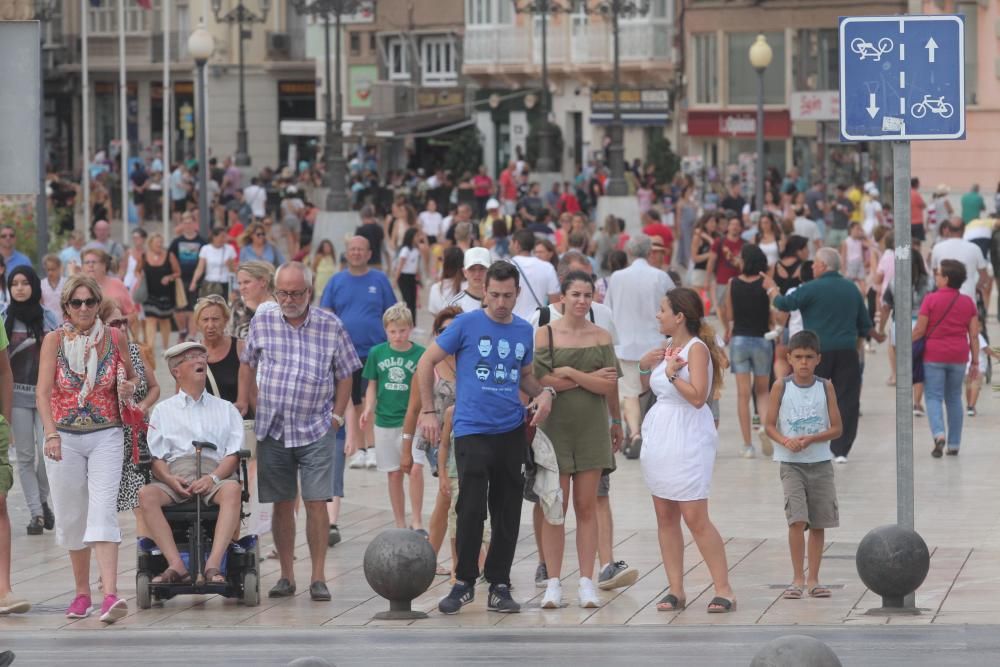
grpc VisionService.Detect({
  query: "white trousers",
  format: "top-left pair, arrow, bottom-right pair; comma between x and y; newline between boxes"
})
44,428 -> 124,550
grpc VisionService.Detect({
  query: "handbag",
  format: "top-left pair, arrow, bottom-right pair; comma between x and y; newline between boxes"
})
131,271 -> 149,305
112,332 -> 148,464
912,291 -> 960,384
174,277 -> 189,309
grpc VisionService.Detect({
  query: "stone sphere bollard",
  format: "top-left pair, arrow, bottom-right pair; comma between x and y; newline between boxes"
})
750,635 -> 841,667
363,528 -> 436,620
856,524 -> 930,613
287,658 -> 334,667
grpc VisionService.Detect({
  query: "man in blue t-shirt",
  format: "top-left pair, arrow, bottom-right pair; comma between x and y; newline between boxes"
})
417,261 -> 553,616
320,235 -> 397,475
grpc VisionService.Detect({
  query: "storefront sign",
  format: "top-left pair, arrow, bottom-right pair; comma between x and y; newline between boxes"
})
790,91 -> 840,122
686,110 -> 791,138
278,81 -> 316,96
417,87 -> 464,110
591,88 -> 670,124
349,65 -> 376,108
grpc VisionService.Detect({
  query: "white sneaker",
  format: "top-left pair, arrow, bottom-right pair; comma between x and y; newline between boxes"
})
541,578 -> 562,609
578,577 -> 601,609
348,451 -> 366,469
365,449 -> 377,469
741,445 -> 756,459
834,455 -> 848,464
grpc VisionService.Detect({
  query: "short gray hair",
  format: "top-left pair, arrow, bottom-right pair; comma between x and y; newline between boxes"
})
814,247 -> 840,272
625,233 -> 652,259
275,261 -> 314,290
557,250 -> 591,281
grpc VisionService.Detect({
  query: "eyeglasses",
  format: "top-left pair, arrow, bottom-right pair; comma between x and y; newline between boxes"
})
180,351 -> 208,362
107,318 -> 128,328
275,288 -> 309,300
0,233 -> 14,239
67,298 -> 99,309
254,232 -> 266,237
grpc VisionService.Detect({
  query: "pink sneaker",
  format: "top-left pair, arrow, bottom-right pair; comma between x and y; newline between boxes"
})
65,594 -> 92,619
99,595 -> 127,624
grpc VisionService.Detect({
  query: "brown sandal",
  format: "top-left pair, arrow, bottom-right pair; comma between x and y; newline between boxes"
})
152,568 -> 191,584
203,568 -> 226,584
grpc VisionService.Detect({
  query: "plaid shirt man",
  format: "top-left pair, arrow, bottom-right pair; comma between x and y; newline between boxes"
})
241,305 -> 361,447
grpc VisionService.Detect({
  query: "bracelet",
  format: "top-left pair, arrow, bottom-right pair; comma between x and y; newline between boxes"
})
638,365 -> 652,376
401,433 -> 413,441
667,374 -> 678,383
611,419 -> 622,425
45,433 -> 61,441
421,410 -> 436,415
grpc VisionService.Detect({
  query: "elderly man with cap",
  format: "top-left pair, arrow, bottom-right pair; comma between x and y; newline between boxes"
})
138,341 -> 245,585
447,247 -> 491,313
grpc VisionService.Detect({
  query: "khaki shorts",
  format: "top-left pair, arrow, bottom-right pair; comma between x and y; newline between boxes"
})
148,453 -> 239,506
374,425 -> 428,473
243,420 -> 257,458
0,416 -> 11,496
780,461 -> 839,529
618,360 -> 642,399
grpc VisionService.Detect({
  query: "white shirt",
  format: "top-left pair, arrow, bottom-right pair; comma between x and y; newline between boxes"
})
244,184 -> 267,218
792,216 -> 820,258
447,289 -> 483,313
527,301 -> 618,344
862,199 -> 883,236
148,389 -> 245,464
785,285 -> 804,337
930,237 -> 988,300
509,255 -> 560,320
40,277 -> 64,323
418,211 -> 444,238
199,243 -> 237,283
604,257 -> 675,360
397,246 -> 420,275
428,280 -> 459,316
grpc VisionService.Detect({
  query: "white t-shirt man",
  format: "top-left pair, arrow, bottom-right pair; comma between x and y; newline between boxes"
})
418,210 -> 444,239
930,237 -> 988,300
792,215 -> 821,258
509,255 -> 560,320
199,243 -> 237,283
243,183 -> 267,219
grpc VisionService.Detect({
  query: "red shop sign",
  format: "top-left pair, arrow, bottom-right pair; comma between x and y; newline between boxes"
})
686,110 -> 791,138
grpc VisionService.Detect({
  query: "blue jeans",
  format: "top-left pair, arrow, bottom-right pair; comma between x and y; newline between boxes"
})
923,362 -> 965,448
730,336 -> 773,376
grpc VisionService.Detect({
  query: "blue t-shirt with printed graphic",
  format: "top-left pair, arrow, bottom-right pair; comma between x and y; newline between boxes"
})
435,308 -> 533,438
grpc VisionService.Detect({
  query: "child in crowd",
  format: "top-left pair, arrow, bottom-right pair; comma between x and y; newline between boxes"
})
764,330 -> 843,600
360,303 -> 427,532
437,405 -> 489,582
840,221 -> 874,294
965,326 -> 995,418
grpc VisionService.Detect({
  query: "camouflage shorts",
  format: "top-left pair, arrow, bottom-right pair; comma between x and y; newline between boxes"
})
0,415 -> 12,496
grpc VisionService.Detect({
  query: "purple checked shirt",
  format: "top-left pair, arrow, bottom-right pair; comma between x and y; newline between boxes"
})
241,306 -> 361,448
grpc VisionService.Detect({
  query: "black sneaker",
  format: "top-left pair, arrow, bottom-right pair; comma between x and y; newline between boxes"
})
438,581 -> 474,615
42,502 -> 55,530
534,562 -> 549,589
487,583 -> 520,613
328,525 -> 342,547
26,516 -> 44,536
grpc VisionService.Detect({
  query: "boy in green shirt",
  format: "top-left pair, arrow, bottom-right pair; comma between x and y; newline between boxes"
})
361,303 -> 427,531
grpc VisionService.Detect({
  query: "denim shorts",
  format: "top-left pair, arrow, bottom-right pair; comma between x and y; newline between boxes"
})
730,335 -> 773,376
257,429 -> 337,503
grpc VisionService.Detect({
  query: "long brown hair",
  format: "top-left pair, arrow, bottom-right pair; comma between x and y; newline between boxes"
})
666,287 -> 724,399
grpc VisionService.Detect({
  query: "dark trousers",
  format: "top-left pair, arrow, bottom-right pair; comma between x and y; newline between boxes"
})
398,273 -> 418,325
454,426 -> 526,587
816,348 -> 861,457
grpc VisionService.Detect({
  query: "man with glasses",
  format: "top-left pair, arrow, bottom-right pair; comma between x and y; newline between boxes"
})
0,226 -> 32,274
239,262 -> 359,602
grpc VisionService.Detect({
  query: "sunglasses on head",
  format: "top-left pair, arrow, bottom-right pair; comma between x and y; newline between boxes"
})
67,298 -> 99,309
107,318 -> 128,328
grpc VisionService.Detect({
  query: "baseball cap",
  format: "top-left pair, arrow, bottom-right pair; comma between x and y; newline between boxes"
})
463,247 -> 492,270
486,198 -> 500,210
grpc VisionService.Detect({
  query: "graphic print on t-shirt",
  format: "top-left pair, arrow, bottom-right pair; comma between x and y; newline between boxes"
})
478,336 -> 493,356
498,339 -> 510,359
475,360 -> 491,381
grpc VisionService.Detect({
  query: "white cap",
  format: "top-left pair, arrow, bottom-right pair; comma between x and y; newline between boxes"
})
463,247 -> 492,270
163,341 -> 207,361
485,198 -> 500,210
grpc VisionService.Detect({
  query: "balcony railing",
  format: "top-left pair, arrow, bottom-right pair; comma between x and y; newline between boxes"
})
151,31 -> 190,62
464,26 -> 530,66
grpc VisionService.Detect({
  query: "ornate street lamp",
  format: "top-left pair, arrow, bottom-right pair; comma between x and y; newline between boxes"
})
212,0 -> 271,167
511,0 -> 573,173
749,34 -> 773,212
289,0 -> 363,212
188,23 -> 216,239
575,0 -> 650,196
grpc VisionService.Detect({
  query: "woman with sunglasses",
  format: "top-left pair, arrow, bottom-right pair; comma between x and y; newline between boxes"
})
36,276 -> 139,623
106,304 -> 159,536
239,222 -> 284,267
1,267 -> 60,536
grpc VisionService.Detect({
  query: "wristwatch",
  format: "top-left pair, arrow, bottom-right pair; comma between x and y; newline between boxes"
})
542,386 -> 557,399
209,474 -> 221,484
332,413 -> 345,427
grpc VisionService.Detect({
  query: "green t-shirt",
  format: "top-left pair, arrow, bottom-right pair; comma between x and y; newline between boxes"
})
960,191 -> 985,224
362,341 -> 425,428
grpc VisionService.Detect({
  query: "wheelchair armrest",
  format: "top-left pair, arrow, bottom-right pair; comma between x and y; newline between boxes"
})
193,441 -> 218,452
238,449 -> 251,459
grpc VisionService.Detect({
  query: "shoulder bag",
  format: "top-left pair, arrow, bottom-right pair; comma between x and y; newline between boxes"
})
912,291 -> 960,384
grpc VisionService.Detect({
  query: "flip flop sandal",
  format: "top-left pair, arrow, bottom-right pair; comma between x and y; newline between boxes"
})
655,593 -> 686,611
707,596 -> 737,613
807,585 -> 832,598
152,568 -> 191,585
204,568 -> 226,584
782,586 -> 803,600
435,564 -> 452,576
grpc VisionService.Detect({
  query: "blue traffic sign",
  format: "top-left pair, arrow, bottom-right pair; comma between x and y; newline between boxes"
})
839,15 -> 964,141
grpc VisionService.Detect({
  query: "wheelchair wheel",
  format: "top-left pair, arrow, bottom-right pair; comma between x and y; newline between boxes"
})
242,571 -> 260,607
136,573 -> 152,610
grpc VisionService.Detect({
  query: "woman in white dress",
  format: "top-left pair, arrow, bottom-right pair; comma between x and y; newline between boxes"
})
637,287 -> 736,614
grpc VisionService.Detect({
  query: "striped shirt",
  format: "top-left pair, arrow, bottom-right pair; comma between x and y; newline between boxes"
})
241,305 -> 361,448
148,389 -> 244,464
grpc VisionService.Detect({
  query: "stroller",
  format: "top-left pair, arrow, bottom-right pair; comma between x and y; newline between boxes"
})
135,441 -> 260,608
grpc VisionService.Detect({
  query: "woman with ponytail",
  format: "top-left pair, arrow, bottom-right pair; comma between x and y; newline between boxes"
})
637,287 -> 735,614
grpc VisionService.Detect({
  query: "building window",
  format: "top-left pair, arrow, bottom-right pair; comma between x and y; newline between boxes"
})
793,28 -> 838,92
958,1 -> 978,105
349,32 -> 361,56
89,1 -> 155,35
727,32 -> 785,105
386,36 -> 409,80
467,0 -> 512,25
693,33 -> 718,105
422,37 -> 457,86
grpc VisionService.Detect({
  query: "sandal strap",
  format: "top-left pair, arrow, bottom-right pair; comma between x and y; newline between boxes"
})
708,596 -> 733,610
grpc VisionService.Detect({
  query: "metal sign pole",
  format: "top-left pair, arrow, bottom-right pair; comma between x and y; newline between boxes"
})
891,139 -> 915,609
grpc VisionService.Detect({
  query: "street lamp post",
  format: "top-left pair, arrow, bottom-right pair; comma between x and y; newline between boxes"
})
33,0 -> 58,262
577,0 -> 650,197
749,34 -> 772,212
188,24 -> 216,239
290,0 -> 362,212
211,0 -> 270,168
512,1 -> 572,174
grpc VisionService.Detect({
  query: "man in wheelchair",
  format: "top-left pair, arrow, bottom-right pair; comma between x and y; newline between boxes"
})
139,342 -> 245,585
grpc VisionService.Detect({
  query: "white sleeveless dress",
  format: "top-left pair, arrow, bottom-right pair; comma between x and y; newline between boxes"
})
640,337 -> 718,501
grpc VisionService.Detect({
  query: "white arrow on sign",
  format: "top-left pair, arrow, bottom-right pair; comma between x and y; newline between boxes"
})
867,93 -> 880,119
925,37 -> 938,63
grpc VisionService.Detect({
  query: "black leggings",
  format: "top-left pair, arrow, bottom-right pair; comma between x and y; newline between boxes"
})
398,273 -> 418,325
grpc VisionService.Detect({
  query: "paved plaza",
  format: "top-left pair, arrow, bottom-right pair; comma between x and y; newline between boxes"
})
0,317 -> 998,664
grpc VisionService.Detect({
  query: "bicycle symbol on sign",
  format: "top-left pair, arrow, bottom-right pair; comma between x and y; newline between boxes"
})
850,37 -> 894,62
910,95 -> 954,119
